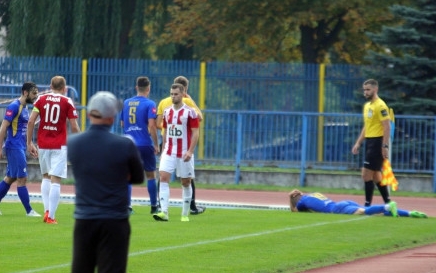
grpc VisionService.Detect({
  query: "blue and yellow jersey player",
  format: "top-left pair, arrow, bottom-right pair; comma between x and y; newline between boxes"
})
289,189 -> 427,218
120,76 -> 159,214
0,82 -> 41,216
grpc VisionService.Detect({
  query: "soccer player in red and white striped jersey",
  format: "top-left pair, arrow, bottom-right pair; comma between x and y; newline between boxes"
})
27,76 -> 80,224
153,83 -> 199,222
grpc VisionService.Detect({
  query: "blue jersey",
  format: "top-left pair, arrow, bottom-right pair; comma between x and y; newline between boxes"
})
296,193 -> 335,213
3,99 -> 28,150
120,96 -> 157,146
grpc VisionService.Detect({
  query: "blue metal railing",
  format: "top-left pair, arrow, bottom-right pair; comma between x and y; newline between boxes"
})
0,84 -> 79,103
1,105 -> 435,191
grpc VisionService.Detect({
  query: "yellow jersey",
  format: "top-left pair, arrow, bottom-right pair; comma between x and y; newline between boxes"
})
363,97 -> 390,138
156,97 -> 202,135
157,97 -> 200,116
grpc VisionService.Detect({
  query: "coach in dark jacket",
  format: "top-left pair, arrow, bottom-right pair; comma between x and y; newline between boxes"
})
68,91 -> 144,273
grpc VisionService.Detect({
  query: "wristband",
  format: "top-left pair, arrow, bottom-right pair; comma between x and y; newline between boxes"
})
382,144 -> 389,149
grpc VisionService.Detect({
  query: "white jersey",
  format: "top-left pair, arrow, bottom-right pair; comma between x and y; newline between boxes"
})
162,104 -> 199,158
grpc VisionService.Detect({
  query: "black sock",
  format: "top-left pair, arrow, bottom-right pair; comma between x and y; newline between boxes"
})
376,182 -> 391,203
364,181 -> 374,206
190,179 -> 197,210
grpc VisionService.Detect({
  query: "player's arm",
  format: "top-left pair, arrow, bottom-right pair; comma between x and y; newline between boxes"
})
161,115 -> 167,152
185,112 -> 200,162
185,98 -> 203,122
351,127 -> 365,154
156,100 -> 164,129
381,119 -> 390,158
192,104 -> 203,122
156,114 -> 163,130
128,143 -> 145,185
119,108 -> 125,128
184,127 -> 199,162
0,119 -> 11,158
381,119 -> 390,148
148,118 -> 159,154
27,110 -> 39,158
161,127 -> 166,150
69,118 -> 81,133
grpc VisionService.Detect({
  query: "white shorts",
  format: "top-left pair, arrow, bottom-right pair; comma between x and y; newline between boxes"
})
159,153 -> 195,179
38,146 -> 68,179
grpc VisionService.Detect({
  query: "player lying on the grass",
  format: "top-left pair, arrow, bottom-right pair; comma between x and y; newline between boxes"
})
289,189 -> 427,218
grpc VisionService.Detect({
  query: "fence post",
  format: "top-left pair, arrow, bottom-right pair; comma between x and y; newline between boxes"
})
81,59 -> 88,131
198,62 -> 206,159
234,113 -> 243,184
317,63 -> 325,162
300,114 -> 308,187
433,116 -> 436,193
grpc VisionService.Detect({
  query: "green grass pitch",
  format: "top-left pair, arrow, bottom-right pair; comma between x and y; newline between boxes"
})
2,202 -> 436,273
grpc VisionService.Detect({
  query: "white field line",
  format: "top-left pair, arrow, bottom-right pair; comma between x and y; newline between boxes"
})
12,217 -> 367,273
5,193 -> 290,210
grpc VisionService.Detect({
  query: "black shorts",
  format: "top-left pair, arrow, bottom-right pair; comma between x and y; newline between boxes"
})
363,137 -> 383,171
72,218 -> 131,273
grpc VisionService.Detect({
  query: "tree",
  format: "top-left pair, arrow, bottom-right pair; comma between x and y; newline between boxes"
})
2,0 -> 188,59
4,0 -> 151,59
363,0 -> 436,171
156,0 -> 408,63
0,0 -> 10,29
364,0 -> 436,115
2,0 -> 410,63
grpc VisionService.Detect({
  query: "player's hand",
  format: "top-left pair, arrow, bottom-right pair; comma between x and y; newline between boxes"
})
27,143 -> 38,158
351,144 -> 360,155
382,147 -> 389,159
154,144 -> 160,155
183,151 -> 192,162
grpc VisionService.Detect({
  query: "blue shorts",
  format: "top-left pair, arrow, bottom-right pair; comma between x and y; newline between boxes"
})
137,146 -> 156,172
5,148 -> 27,178
332,200 -> 360,214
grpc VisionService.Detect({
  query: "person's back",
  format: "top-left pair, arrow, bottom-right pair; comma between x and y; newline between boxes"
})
68,125 -> 144,218
121,96 -> 156,146
120,76 -> 159,214
27,76 -> 80,224
69,91 -> 144,273
33,92 -> 77,149
296,193 -> 335,213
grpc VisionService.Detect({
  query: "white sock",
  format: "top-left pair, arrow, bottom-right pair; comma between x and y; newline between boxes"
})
49,183 -> 61,219
182,185 -> 192,217
159,182 -> 170,215
41,178 -> 51,211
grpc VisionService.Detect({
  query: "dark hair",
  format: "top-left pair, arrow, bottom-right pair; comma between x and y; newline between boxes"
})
171,83 -> 185,93
137,76 -> 150,88
22,82 -> 38,94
